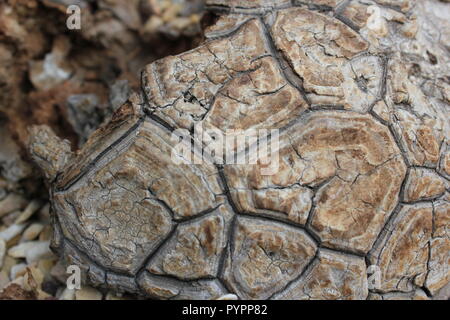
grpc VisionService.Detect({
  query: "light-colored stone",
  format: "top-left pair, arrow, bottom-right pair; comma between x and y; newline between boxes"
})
8,241 -> 53,264
75,286 -> 103,300
8,242 -> 35,258
15,200 -> 42,224
25,241 -> 53,264
0,193 -> 27,218
58,288 -> 76,300
10,263 -> 27,280
0,223 -> 27,243
22,223 -> 45,241
216,293 -> 238,300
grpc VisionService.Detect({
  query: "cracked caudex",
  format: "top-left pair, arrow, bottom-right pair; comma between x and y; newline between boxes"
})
29,0 -> 449,299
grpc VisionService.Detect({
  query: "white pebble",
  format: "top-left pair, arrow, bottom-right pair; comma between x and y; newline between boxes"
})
15,200 -> 42,224
8,240 -> 53,264
11,275 -> 25,287
75,286 -> 103,300
22,223 -> 45,241
59,288 -> 76,300
0,193 -> 27,218
0,224 -> 27,242
216,293 -> 238,300
8,241 -> 36,258
25,241 -> 53,264
10,263 -> 27,280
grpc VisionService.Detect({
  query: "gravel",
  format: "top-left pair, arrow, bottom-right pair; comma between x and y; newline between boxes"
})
0,196 -> 133,299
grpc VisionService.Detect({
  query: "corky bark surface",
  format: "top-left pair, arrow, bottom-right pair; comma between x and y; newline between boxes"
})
28,0 -> 449,299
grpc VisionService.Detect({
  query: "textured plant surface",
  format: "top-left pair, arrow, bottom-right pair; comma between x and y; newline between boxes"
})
28,0 -> 449,300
